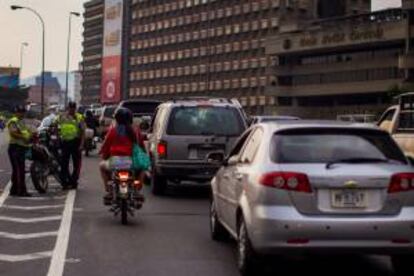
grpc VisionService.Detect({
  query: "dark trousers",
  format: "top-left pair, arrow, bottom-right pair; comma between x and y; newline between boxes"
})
60,139 -> 82,187
8,144 -> 28,195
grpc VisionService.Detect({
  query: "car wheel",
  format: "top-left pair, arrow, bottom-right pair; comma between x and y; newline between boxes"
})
210,198 -> 228,241
237,218 -> 258,276
151,170 -> 167,195
392,255 -> 412,275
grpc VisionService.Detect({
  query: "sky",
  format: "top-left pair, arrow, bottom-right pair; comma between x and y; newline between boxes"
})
0,0 -> 85,79
0,0 -> 403,79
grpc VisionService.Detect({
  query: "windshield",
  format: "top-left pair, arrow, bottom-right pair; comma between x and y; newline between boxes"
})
122,102 -> 160,115
167,106 -> 245,136
272,128 -> 406,164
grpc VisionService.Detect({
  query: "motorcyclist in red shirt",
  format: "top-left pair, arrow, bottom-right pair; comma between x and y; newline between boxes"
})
99,108 -> 145,200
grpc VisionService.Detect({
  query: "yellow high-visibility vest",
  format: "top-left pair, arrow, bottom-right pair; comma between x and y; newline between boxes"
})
7,117 -> 31,147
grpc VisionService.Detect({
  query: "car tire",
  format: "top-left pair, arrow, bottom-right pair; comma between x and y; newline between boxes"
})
151,170 -> 167,195
210,198 -> 228,241
237,218 -> 258,276
392,255 -> 412,275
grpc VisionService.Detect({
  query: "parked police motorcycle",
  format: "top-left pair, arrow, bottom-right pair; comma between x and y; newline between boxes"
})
104,157 -> 145,225
29,126 -> 63,193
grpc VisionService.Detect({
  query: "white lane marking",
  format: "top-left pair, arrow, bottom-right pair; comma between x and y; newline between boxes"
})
18,195 -> 66,201
47,190 -> 76,276
3,204 -> 65,210
0,251 -> 53,262
0,231 -> 58,240
65,258 -> 81,264
0,215 -> 62,223
0,181 -> 11,207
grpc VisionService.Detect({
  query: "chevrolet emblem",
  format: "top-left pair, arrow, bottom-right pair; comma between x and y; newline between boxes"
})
344,180 -> 358,188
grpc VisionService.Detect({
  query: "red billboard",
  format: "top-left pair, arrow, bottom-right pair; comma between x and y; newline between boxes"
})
101,56 -> 121,103
101,0 -> 123,104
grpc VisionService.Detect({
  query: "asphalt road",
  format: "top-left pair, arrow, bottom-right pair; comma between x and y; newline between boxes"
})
0,149 -> 396,276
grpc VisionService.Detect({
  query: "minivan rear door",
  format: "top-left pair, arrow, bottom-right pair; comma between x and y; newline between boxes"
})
163,105 -> 246,162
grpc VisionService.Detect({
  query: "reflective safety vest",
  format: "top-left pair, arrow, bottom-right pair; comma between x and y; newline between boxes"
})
7,117 -> 31,147
57,113 -> 84,141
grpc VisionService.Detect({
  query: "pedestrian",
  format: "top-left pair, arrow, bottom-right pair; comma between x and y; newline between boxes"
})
55,101 -> 85,189
7,105 -> 33,197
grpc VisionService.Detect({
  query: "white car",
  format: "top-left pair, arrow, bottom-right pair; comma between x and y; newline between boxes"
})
210,121 -> 414,276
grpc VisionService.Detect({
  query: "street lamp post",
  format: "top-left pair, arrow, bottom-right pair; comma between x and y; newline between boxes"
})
11,5 -> 46,116
19,42 -> 29,79
65,12 -> 81,107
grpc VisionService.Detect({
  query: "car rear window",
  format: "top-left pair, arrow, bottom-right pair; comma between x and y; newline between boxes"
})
271,128 -> 406,164
167,106 -> 245,136
122,102 -> 160,115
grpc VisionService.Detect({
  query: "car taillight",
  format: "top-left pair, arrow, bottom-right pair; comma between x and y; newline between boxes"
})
388,173 -> 414,193
157,142 -> 167,158
117,171 -> 130,182
259,172 -> 312,193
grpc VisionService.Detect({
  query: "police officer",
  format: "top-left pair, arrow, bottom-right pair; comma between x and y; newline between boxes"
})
7,105 -> 32,197
55,101 -> 85,189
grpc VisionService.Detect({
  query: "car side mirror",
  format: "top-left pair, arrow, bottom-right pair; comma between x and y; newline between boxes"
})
207,152 -> 226,165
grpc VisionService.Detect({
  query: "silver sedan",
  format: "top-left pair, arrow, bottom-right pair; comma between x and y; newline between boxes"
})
209,121 -> 414,276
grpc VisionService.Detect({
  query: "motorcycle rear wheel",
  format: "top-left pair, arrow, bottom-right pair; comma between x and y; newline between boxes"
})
121,199 -> 128,225
30,162 -> 49,194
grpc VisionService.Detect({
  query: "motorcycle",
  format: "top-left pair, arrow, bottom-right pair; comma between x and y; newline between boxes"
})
84,128 -> 98,156
29,127 -> 64,194
105,156 -> 145,225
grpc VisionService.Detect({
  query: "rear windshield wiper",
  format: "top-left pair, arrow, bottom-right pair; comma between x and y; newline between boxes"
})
326,158 -> 397,169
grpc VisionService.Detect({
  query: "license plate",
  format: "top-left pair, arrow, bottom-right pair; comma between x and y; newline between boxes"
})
120,186 -> 128,195
331,190 -> 367,208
